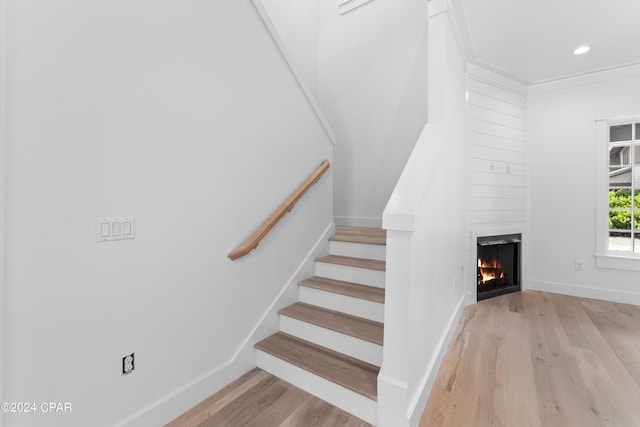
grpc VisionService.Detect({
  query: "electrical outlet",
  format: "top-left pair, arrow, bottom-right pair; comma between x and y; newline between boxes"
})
574,260 -> 584,271
122,353 -> 135,375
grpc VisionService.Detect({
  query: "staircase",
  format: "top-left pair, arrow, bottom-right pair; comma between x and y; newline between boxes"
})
255,226 -> 386,425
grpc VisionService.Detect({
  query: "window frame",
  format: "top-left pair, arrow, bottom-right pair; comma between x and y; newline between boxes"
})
596,116 -> 640,271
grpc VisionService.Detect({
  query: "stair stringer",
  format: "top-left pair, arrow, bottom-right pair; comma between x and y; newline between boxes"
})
233,222 -> 335,366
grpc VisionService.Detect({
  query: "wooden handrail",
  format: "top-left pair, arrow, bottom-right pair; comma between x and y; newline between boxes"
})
228,160 -> 330,260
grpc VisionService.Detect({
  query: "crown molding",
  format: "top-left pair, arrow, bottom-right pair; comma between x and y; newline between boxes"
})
432,0 -> 529,95
528,61 -> 640,95
467,62 -> 529,96
429,0 -> 474,67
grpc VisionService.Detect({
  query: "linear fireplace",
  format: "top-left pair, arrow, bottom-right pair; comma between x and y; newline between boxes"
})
477,234 -> 521,301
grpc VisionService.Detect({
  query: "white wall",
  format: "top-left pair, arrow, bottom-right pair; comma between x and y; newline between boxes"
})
380,4 -> 467,425
527,66 -> 640,303
3,1 -> 332,426
259,0 -> 319,96
318,0 -> 428,227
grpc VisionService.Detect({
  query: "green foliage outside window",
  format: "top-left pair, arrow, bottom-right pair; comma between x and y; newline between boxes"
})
609,189 -> 640,230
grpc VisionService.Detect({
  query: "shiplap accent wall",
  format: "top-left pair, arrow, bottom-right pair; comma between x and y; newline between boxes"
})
466,68 -> 528,227
464,66 -> 528,299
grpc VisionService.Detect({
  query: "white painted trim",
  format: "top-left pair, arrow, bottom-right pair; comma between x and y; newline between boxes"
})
116,223 -> 334,426
0,0 -> 5,420
429,0 -> 473,66
528,62 -> 640,96
252,0 -> 336,145
329,240 -> 386,261
339,0 -> 375,15
595,253 -> 640,272
229,222 -> 335,361
467,63 -> 529,96
595,117 -> 640,268
525,279 -> 640,307
315,261 -> 386,288
334,216 -> 382,228
298,286 -> 385,322
113,359 -> 253,427
407,292 -> 469,427
257,350 -> 377,424
279,316 -> 383,366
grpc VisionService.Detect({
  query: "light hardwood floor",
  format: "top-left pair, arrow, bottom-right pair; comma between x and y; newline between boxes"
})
165,368 -> 371,427
167,291 -> 640,427
420,290 -> 640,427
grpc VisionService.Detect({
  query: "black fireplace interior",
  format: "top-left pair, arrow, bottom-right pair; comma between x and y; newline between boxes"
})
477,234 -> 521,301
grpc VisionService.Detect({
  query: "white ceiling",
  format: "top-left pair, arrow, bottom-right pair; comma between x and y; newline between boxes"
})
458,0 -> 640,84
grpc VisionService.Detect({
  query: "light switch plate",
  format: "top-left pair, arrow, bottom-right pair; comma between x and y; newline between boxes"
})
96,217 -> 135,242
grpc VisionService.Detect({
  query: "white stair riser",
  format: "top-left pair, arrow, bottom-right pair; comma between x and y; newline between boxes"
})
315,262 -> 385,288
329,241 -> 386,261
256,350 -> 377,425
299,286 -> 384,323
279,316 -> 383,366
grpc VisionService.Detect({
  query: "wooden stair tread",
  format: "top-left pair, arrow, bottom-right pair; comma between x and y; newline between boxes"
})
299,276 -> 385,304
255,332 -> 379,400
330,226 -> 386,245
279,302 -> 383,345
315,255 -> 386,271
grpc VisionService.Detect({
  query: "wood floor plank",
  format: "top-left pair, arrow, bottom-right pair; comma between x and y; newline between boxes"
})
298,276 -> 385,303
315,255 -> 386,271
279,397 -> 337,427
324,406 -> 372,427
255,332 -> 379,400
198,376 -> 285,427
165,369 -> 271,427
242,386 -> 312,427
278,302 -> 384,345
168,369 -> 370,427
420,291 -> 640,427
581,300 -> 640,389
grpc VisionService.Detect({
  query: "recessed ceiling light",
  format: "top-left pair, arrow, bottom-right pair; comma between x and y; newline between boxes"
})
573,46 -> 591,55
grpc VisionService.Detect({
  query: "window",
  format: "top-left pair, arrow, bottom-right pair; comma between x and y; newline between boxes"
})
607,121 -> 640,253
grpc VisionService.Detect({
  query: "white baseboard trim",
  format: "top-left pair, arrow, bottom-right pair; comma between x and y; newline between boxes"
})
115,223 -> 334,427
407,292 -> 469,427
334,216 -> 383,229
525,279 -> 640,306
113,359 -> 252,427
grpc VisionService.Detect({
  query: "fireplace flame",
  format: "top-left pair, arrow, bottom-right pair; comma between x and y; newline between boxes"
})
477,258 -> 504,284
